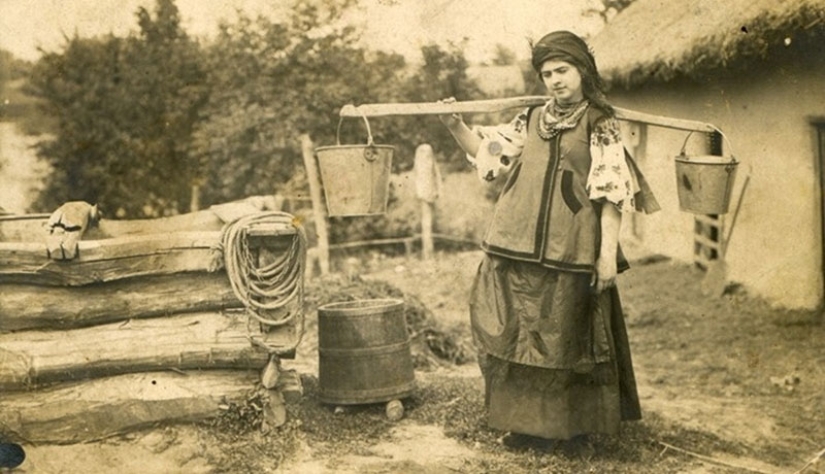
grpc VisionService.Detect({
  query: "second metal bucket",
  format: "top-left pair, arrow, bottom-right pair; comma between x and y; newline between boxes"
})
317,299 -> 415,405
315,115 -> 394,217
675,153 -> 738,214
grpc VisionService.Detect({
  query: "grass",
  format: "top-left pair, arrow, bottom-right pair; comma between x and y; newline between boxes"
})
194,253 -> 825,473
199,369 -> 739,473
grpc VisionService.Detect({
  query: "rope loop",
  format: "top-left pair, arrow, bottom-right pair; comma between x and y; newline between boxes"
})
220,212 -> 307,353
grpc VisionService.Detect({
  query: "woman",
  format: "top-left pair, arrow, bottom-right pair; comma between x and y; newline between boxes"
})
440,31 -> 659,446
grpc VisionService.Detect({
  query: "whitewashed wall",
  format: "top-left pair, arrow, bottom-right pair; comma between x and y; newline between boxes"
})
610,58 -> 824,309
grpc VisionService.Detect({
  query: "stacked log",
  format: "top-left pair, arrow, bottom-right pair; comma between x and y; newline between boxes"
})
0,201 -> 304,443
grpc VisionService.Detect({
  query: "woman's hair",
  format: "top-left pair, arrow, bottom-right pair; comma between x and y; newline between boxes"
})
530,31 -> 614,116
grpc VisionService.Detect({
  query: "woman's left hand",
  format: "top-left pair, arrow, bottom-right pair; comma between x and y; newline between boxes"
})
592,256 -> 617,293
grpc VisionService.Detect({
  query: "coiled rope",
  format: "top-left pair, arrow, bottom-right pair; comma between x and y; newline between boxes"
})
219,212 -> 307,353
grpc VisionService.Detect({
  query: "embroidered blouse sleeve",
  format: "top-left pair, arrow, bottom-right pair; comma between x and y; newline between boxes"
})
586,117 -> 639,213
466,108 -> 529,161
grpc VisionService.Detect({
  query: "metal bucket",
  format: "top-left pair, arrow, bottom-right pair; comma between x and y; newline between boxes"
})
317,299 -> 415,405
675,154 -> 738,214
316,115 -> 394,217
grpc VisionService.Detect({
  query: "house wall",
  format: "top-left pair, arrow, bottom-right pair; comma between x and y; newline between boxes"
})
610,56 -> 825,309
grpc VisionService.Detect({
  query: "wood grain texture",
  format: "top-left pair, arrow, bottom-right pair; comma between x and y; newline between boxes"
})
0,232 -> 222,286
0,370 -> 262,444
0,311 -> 283,391
0,273 -> 242,331
340,98 -> 718,133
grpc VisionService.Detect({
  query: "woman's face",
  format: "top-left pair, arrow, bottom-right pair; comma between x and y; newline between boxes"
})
540,60 -> 584,105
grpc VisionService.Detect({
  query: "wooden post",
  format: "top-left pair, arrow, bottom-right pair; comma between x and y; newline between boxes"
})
190,184 -> 201,213
420,202 -> 434,260
414,144 -> 439,260
300,133 -> 330,275
626,123 -> 647,240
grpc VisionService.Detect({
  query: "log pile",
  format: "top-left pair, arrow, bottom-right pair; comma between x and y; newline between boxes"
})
0,199 -> 305,443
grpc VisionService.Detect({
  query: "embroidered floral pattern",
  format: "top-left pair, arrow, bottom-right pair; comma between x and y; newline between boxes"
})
587,117 -> 637,212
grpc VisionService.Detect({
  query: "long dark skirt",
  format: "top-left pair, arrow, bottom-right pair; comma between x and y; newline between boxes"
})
470,255 -> 641,440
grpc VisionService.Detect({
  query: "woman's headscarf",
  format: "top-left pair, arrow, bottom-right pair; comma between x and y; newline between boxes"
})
530,31 -> 613,115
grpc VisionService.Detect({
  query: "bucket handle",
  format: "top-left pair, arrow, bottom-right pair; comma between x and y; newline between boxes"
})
335,111 -> 380,162
678,129 -> 738,165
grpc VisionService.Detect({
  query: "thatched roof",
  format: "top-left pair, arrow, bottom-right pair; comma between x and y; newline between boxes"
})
590,0 -> 825,88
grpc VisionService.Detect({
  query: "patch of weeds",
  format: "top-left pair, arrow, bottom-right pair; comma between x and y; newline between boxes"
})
416,326 -> 474,366
208,388 -> 268,436
656,416 -> 750,459
407,378 -> 707,473
286,375 -> 397,457
201,405 -> 303,473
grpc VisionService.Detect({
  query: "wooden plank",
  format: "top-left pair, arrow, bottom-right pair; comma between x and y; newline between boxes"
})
430,233 -> 479,245
0,198 -> 286,243
0,273 -> 242,332
615,107 -> 718,133
300,133 -> 330,275
694,253 -> 713,270
0,214 -> 50,243
0,225 -> 300,286
0,370 -> 261,444
329,236 -> 416,250
1,231 -> 220,262
694,214 -> 721,226
246,223 -> 299,237
0,311 -> 286,391
0,230 -> 292,286
340,98 -> 718,133
340,96 -> 551,116
0,211 -> 224,243
694,234 -> 721,250
0,245 -> 219,286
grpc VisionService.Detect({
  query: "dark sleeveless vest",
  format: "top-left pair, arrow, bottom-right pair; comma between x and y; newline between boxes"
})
481,105 -> 629,274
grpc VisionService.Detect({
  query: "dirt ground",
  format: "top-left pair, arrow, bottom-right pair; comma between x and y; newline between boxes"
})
16,250 -> 825,474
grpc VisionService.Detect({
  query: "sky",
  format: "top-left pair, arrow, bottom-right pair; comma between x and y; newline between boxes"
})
0,0 -> 604,64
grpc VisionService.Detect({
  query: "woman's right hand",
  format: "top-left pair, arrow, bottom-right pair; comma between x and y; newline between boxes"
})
438,97 -> 463,128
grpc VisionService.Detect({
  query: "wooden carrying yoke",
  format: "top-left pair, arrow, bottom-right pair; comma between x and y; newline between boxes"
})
339,96 -> 718,134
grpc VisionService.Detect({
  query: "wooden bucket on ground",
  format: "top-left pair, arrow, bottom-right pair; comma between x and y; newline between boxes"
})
317,299 -> 415,405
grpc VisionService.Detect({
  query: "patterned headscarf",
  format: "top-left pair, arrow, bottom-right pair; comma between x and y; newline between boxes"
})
530,31 -> 613,116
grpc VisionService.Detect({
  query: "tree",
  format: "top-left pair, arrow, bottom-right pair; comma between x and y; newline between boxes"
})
384,42 -> 485,172
191,0 -> 412,207
491,44 -> 518,66
27,0 -> 485,226
0,49 -> 31,94
191,0 -> 485,243
0,50 -> 38,125
29,0 -> 208,217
